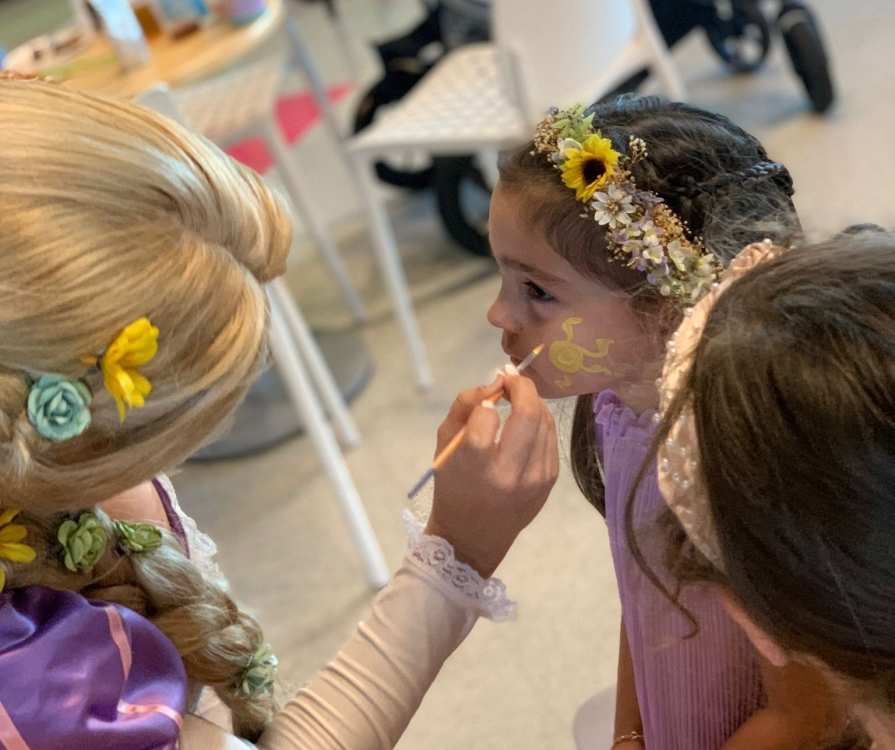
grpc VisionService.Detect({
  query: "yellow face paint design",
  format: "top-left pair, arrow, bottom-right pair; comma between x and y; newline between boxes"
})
548,317 -> 613,389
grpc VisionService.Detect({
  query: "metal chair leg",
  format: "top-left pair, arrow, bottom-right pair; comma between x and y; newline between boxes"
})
268,277 -> 361,448
353,153 -> 433,390
267,290 -> 389,589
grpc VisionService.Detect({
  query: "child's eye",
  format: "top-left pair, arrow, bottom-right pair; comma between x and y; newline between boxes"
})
525,281 -> 555,302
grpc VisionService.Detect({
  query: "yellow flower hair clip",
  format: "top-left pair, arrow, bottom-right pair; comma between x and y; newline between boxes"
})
83,318 -> 159,422
0,509 -> 37,592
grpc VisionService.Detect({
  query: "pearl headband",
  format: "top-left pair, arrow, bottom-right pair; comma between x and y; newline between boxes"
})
656,240 -> 782,569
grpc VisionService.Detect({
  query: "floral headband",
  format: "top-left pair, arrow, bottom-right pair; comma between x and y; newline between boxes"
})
533,105 -> 724,303
27,317 -> 159,443
656,240 -> 782,569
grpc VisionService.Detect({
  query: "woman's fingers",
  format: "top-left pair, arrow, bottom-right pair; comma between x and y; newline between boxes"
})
462,400 -> 501,452
498,375 -> 554,477
427,374 -> 559,578
435,375 -> 504,454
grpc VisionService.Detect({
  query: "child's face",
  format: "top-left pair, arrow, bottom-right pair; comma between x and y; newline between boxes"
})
488,183 -> 660,402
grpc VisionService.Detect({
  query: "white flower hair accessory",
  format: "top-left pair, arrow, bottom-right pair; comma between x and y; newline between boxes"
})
533,104 -> 724,303
656,240 -> 782,569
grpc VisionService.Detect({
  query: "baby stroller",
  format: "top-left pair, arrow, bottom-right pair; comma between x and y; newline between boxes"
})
353,0 -> 835,256
688,0 -> 834,112
351,0 -> 489,190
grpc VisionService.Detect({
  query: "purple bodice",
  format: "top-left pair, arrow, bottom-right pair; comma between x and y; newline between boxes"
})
0,586 -> 186,749
595,391 -> 764,750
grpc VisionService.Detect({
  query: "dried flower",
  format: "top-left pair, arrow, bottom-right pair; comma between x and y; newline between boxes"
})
591,184 -> 637,229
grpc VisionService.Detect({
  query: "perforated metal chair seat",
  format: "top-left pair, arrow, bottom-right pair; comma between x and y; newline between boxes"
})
349,44 -> 528,159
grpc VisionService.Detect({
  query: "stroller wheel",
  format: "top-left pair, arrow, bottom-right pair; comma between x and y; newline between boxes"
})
777,2 -> 835,113
353,82 -> 436,190
704,0 -> 772,73
434,156 -> 491,256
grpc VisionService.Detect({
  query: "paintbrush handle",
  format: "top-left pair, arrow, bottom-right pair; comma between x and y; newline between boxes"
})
431,390 -> 503,471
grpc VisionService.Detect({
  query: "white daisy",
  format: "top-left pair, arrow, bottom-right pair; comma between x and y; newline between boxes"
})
590,184 -> 637,229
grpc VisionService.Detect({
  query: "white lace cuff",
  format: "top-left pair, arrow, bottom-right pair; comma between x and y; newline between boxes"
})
402,510 -> 516,622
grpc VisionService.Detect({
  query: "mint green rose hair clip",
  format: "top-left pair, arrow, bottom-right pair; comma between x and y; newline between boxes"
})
114,520 -> 163,554
238,643 -> 278,698
27,375 -> 92,443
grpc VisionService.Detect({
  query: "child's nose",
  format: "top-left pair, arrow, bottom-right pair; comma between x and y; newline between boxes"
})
487,294 -> 517,333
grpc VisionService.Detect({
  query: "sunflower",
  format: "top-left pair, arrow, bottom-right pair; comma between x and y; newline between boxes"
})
560,134 -> 620,202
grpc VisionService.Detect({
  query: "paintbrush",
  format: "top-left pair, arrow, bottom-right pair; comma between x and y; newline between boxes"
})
407,344 -> 544,500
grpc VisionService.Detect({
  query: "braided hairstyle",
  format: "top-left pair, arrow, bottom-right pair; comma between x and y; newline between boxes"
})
0,80 -> 293,739
497,95 -> 801,513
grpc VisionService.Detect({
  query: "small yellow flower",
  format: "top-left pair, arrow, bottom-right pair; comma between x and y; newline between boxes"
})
560,134 -> 620,202
100,318 -> 159,422
0,509 -> 37,592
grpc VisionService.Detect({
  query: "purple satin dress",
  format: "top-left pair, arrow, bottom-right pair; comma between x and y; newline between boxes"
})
0,587 -> 186,750
596,391 -> 764,750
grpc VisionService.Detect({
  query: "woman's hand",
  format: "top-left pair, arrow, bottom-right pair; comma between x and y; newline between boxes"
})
425,374 -> 558,577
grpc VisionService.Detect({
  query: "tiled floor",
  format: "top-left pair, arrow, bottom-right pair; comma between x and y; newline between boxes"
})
6,0 -> 895,747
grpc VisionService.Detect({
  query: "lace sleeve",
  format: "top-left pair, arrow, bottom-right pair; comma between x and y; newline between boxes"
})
402,510 -> 516,622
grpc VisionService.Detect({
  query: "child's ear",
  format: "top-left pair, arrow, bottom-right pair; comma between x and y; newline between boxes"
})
720,590 -> 789,668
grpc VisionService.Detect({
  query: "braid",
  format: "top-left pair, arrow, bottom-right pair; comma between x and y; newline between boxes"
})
666,173 -> 701,198
132,551 -> 276,741
6,509 -> 277,742
699,161 -> 795,197
0,369 -> 39,478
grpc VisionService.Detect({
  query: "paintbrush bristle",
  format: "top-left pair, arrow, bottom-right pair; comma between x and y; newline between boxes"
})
517,344 -> 545,372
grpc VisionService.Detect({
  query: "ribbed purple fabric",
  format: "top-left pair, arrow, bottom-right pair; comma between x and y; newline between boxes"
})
595,391 -> 765,750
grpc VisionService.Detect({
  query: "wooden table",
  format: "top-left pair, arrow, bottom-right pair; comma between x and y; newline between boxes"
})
62,0 -> 285,98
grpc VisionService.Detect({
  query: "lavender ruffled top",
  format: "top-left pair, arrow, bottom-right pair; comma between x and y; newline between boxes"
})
596,391 -> 764,750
